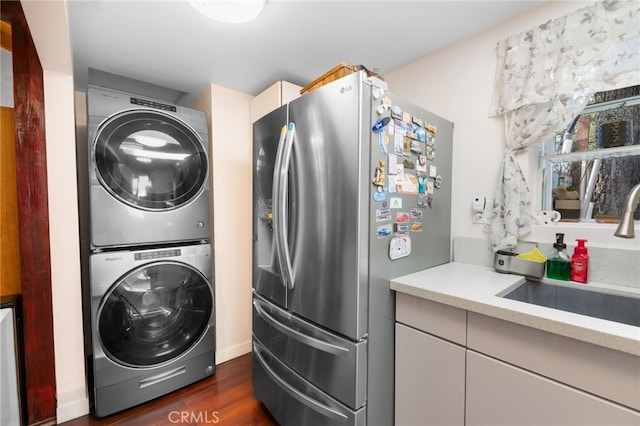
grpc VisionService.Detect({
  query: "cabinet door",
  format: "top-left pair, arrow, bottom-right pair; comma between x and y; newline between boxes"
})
466,350 -> 640,426
251,81 -> 301,123
395,323 -> 465,426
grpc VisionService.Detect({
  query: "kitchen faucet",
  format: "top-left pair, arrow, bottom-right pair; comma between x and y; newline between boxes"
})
614,183 -> 640,238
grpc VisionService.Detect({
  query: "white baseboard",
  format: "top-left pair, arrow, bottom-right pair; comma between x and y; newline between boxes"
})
56,395 -> 89,423
216,340 -> 251,364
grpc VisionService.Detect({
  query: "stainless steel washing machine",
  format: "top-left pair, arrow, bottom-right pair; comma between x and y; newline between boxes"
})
87,86 -> 210,249
89,243 -> 215,417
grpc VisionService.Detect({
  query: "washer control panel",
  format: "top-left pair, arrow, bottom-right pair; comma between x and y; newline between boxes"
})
134,248 -> 181,261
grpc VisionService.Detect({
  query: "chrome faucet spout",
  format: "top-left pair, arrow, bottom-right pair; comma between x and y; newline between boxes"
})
614,183 -> 640,238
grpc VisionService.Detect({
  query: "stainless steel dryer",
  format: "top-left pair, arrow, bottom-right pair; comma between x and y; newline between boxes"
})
89,243 -> 215,417
87,86 -> 210,249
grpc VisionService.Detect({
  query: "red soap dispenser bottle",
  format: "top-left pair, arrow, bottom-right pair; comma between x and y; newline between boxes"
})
571,239 -> 589,283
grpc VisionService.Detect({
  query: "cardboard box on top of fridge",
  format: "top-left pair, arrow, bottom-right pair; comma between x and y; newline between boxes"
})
300,63 -> 384,95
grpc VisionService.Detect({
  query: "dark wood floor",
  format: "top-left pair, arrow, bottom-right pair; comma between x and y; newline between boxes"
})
61,353 -> 278,425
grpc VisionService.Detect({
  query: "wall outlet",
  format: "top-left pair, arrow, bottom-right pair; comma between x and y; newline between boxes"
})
472,212 -> 487,224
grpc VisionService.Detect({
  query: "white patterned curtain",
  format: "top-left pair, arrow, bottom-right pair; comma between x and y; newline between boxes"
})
487,0 -> 640,251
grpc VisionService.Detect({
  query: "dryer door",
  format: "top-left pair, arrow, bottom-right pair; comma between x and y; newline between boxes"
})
92,109 -> 208,211
97,261 -> 213,367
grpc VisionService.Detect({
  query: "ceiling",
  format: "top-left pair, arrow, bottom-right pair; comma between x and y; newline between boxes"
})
67,0 -> 541,105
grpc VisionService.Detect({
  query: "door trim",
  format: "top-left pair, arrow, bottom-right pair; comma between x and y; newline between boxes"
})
1,2 -> 56,424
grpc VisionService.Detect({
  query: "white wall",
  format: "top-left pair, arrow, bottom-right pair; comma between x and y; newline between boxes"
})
191,85 -> 254,364
384,0 -> 638,252
20,0 -> 90,422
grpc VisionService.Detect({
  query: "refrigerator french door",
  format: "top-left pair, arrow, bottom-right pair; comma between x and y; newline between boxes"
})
252,71 -> 453,426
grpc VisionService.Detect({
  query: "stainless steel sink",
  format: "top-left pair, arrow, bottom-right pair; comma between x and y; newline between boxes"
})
498,280 -> 640,327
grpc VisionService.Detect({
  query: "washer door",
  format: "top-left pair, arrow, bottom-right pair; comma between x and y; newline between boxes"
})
97,261 -> 213,367
93,109 -> 208,211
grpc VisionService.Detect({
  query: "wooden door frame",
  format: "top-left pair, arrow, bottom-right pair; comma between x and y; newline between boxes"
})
1,1 -> 57,424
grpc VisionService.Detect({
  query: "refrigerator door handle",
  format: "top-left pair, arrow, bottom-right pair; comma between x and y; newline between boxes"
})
253,342 -> 349,422
253,298 -> 349,357
274,122 -> 296,290
271,124 -> 287,287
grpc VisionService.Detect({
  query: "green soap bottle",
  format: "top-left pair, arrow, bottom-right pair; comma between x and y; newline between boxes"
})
547,233 -> 571,280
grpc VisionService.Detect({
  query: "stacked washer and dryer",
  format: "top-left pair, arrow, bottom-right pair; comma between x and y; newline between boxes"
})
86,86 -> 215,417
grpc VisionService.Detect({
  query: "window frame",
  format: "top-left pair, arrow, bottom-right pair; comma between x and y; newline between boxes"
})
539,93 -> 640,223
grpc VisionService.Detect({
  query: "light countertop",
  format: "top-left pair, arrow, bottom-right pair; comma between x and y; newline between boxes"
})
390,262 -> 640,356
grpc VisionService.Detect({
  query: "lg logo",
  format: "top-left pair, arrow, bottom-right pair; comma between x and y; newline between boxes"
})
340,84 -> 352,94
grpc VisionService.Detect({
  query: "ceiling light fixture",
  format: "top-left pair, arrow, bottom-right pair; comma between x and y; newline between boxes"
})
188,0 -> 266,24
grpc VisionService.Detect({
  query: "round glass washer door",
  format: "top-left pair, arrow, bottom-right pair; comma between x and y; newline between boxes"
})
97,261 -> 213,367
93,109 -> 208,211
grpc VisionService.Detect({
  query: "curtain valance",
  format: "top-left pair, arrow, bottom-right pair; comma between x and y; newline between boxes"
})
487,0 -> 639,252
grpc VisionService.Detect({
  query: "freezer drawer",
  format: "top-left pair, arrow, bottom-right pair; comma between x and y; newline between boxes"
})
253,340 -> 366,426
252,294 -> 367,410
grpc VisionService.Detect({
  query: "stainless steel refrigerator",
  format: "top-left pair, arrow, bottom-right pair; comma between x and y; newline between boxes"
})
252,71 -> 453,425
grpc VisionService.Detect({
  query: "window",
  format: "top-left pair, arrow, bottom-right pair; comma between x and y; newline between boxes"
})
540,86 -> 640,223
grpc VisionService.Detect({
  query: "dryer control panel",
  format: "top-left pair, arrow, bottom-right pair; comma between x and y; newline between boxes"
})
130,96 -> 177,112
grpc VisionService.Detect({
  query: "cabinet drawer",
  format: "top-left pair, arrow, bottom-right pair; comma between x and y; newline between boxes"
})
468,312 -> 640,411
396,292 -> 466,345
467,350 -> 640,425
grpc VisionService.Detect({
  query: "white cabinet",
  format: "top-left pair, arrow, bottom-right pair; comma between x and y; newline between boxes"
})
250,80 -> 301,123
467,311 -> 640,411
395,292 -> 640,425
395,293 -> 467,426
466,350 -> 640,426
395,292 -> 466,345
395,323 -> 465,426
0,297 -> 25,425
